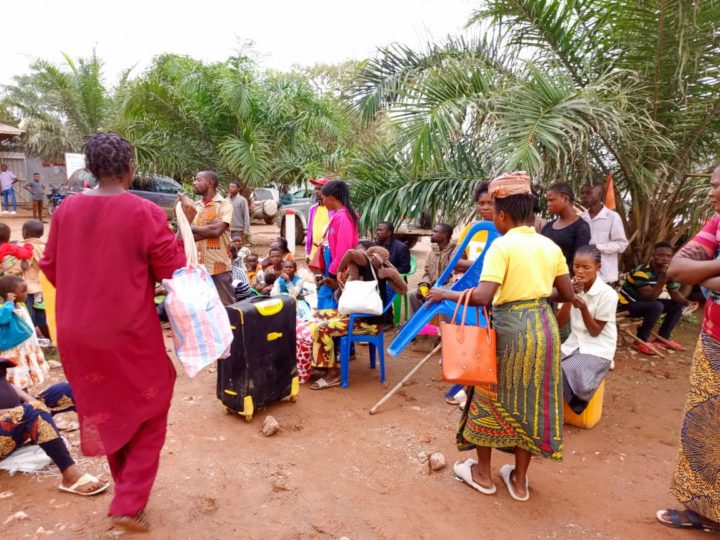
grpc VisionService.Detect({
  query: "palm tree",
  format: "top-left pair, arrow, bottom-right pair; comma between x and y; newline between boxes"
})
121,54 -> 356,186
350,1 -> 720,261
2,51 -> 116,161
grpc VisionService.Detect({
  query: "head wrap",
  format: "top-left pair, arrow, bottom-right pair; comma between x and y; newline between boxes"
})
488,171 -> 532,199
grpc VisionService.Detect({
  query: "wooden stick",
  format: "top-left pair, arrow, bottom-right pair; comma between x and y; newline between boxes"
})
618,326 -> 667,357
369,344 -> 442,415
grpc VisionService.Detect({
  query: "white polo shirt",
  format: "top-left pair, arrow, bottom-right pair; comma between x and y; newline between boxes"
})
561,277 -> 618,360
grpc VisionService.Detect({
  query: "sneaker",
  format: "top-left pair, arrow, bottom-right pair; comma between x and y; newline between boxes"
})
633,342 -> 659,356
610,359 -> 615,370
1,211 -> 7,214
654,339 -> 686,351
10,211 -> 16,215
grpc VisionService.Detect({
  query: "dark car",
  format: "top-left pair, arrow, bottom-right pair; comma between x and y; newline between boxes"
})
65,169 -> 184,219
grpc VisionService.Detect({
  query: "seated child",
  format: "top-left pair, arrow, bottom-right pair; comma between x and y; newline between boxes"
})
246,253 -> 259,288
271,259 -> 311,319
0,276 -> 49,389
230,235 -> 252,302
21,220 -> 48,338
270,237 -> 295,261
258,248 -> 284,294
556,245 -> 617,414
0,361 -> 109,496
0,222 -> 33,278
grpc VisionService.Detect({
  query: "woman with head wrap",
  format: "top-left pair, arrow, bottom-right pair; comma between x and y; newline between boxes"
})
427,171 -> 574,502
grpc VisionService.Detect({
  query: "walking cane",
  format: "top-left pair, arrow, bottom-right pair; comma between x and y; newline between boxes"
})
369,344 -> 442,415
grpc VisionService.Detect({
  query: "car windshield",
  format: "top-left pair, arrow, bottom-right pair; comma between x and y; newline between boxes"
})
254,189 -> 273,201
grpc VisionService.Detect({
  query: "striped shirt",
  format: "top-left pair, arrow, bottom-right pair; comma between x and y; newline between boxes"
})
618,263 -> 680,305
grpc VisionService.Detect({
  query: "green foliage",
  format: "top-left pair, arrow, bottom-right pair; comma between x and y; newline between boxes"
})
350,0 -> 720,262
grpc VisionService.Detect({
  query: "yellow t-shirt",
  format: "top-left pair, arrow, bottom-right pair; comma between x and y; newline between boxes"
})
457,222 -> 490,262
481,226 -> 569,305
309,205 -> 330,260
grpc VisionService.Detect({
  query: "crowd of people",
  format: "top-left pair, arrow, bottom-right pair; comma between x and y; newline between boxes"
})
0,131 -> 718,534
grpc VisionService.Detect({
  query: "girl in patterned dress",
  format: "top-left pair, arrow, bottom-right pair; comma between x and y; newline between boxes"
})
0,276 -> 48,390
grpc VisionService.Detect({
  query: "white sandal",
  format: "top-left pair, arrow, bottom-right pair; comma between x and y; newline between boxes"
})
58,473 -> 109,496
453,459 -> 496,495
500,464 -> 529,502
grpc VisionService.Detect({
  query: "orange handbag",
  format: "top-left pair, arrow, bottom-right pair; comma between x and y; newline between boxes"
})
440,289 -> 497,385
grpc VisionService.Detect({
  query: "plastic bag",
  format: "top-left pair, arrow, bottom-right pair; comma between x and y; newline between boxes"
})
163,203 -> 233,378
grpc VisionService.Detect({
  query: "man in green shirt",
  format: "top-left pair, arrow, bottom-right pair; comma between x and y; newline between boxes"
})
618,242 -> 690,354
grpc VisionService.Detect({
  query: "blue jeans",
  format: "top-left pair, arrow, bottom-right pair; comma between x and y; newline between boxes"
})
2,188 -> 16,211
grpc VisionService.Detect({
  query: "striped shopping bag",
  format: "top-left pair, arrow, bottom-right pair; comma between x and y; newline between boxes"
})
163,202 -> 233,377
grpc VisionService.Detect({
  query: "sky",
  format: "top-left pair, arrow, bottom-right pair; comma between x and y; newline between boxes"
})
1,0 -> 477,82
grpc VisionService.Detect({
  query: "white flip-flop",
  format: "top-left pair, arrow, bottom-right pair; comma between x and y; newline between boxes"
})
453,459 -> 496,495
58,473 -> 109,496
500,464 -> 529,502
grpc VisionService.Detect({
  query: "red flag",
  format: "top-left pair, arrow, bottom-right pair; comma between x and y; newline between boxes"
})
605,173 -> 616,210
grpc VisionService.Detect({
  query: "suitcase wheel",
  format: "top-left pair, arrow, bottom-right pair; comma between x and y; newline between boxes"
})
289,395 -> 297,403
223,406 -> 232,415
244,414 -> 252,423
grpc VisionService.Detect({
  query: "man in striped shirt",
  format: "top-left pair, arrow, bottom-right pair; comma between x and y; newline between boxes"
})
618,242 -> 690,354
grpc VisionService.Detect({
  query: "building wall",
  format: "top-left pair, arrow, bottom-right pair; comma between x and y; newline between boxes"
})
0,152 -> 66,204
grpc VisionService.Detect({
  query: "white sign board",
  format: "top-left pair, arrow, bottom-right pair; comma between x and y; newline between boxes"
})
64,153 -> 86,180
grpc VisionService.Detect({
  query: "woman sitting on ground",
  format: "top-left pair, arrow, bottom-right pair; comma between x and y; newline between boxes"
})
556,245 -> 617,413
0,360 -> 109,496
309,242 -> 407,390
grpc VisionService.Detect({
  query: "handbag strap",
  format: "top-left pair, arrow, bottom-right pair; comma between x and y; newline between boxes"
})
175,201 -> 198,267
450,289 -> 469,325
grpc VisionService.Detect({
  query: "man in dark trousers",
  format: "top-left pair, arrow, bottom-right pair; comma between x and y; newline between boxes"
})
375,222 -> 411,274
618,242 -> 691,355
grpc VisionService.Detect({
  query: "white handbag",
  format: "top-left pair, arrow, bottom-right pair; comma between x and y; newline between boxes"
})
338,259 -> 383,315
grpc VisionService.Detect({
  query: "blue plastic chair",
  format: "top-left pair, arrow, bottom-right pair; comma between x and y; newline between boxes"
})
387,221 -> 501,356
339,285 -> 397,389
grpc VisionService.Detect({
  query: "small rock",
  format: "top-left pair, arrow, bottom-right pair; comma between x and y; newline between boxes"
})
3,511 -> 28,525
36,526 -> 53,535
339,537 -> 351,540
262,416 -> 281,437
0,491 -> 12,499
47,360 -> 62,369
429,452 -> 446,471
418,434 -> 431,443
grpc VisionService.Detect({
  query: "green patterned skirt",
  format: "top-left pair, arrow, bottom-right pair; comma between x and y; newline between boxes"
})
457,299 -> 563,461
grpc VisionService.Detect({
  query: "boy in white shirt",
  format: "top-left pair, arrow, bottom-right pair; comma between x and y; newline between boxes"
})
556,245 -> 618,413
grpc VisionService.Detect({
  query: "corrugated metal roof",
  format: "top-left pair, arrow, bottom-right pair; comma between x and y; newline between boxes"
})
0,123 -> 23,138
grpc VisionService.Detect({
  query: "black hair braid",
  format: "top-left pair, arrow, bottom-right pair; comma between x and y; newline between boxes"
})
575,244 -> 601,264
547,182 -> 575,202
494,193 -> 535,224
321,180 -> 359,227
84,132 -> 133,179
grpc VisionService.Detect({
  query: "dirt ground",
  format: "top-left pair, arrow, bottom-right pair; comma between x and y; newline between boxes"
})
0,211 -> 706,539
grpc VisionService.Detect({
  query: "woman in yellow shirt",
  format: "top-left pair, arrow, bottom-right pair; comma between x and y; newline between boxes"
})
428,173 -> 574,502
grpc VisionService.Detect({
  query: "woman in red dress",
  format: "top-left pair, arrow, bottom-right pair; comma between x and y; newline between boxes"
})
40,132 -> 186,532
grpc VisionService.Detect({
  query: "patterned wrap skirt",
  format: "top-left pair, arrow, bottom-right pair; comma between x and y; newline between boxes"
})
457,299 -> 563,461
671,333 -> 720,521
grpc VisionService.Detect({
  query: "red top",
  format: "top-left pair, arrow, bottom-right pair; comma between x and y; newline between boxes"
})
690,215 -> 720,341
0,241 -> 33,261
40,192 -> 186,456
326,207 -> 359,275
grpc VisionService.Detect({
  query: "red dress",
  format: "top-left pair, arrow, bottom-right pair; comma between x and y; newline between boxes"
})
40,192 -> 186,456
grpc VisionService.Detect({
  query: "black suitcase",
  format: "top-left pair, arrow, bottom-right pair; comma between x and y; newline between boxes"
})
217,296 -> 299,421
